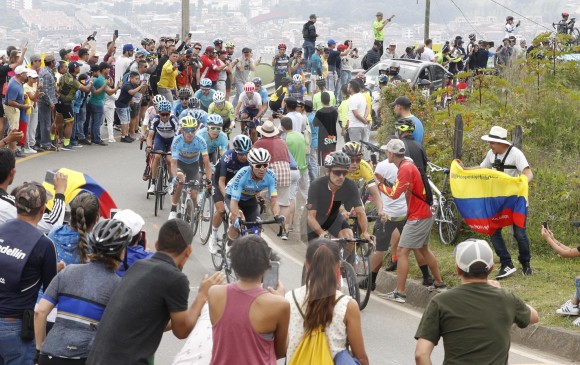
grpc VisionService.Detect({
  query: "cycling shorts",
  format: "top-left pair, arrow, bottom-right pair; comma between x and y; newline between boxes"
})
177,160 -> 200,182
373,218 -> 407,251
307,214 -> 350,242
225,194 -> 260,225
240,107 -> 259,119
153,134 -> 173,153
213,183 -> 225,202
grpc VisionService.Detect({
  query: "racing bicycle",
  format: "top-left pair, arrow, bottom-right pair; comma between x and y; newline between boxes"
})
149,151 -> 171,217
427,161 -> 462,245
173,180 -> 203,234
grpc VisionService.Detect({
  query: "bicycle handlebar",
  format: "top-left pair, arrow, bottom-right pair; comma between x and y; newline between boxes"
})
240,218 -> 281,226
149,151 -> 172,156
359,140 -> 383,154
427,161 -> 446,172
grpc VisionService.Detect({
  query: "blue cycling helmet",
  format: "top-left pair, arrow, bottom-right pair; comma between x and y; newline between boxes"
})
378,74 -> 389,84
233,135 -> 252,154
207,114 -> 224,126
157,100 -> 172,113
187,97 -> 200,109
200,78 -> 212,88
190,109 -> 208,123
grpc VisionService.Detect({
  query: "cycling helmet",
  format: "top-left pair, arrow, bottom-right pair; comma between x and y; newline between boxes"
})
187,97 -> 200,109
562,12 -> 569,18
324,151 -> 351,168
180,115 -> 198,129
342,141 -> 363,157
178,88 -> 192,99
89,219 -> 131,257
377,74 -> 389,84
506,16 -> 514,21
394,118 -> 416,132
468,33 -> 476,40
225,41 -> 235,48
141,38 -> 150,46
278,43 -> 287,49
190,109 -> 208,122
292,74 -> 302,84
389,61 -> 400,74
248,148 -> 271,165
378,63 -> 389,71
213,38 -> 223,45
243,82 -> 255,92
152,94 -> 166,105
200,78 -> 212,88
252,77 -> 262,86
233,135 -> 252,154
157,100 -> 172,113
315,42 -> 325,51
212,91 -> 226,103
207,114 -> 223,126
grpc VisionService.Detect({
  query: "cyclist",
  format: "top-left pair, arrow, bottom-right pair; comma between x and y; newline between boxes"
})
234,82 -> 263,142
146,100 -> 178,194
252,77 -> 269,119
179,99 -> 209,127
209,135 -> 252,253
225,148 -> 282,240
342,141 -> 384,221
140,94 -> 165,141
288,74 -> 307,100
173,87 -> 192,116
194,78 -> 216,111
306,151 -> 372,245
208,91 -> 235,132
196,114 -> 228,164
168,115 -> 213,220
556,12 -> 575,34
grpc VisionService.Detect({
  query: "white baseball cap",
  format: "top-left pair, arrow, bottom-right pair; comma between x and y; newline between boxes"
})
113,209 -> 145,237
455,239 -> 494,273
14,65 -> 28,75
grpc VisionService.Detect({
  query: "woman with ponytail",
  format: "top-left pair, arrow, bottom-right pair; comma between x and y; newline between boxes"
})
285,239 -> 369,365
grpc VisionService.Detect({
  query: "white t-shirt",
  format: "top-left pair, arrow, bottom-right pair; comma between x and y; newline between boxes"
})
115,56 -> 133,85
375,160 -> 408,218
480,145 -> 530,178
420,47 -> 435,62
286,111 -> 305,133
347,92 -> 367,128
239,92 -> 262,109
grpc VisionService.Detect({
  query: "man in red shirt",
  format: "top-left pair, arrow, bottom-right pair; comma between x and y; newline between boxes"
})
376,139 -> 446,303
199,46 -> 224,89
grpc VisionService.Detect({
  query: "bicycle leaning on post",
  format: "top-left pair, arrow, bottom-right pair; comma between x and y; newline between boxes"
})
427,161 -> 462,245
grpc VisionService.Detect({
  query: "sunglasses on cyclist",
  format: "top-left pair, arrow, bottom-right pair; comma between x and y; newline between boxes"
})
182,128 -> 196,134
180,97 -> 189,101
208,126 -> 222,131
331,170 -> 349,177
350,157 -> 361,163
159,113 -> 170,117
252,163 -> 269,169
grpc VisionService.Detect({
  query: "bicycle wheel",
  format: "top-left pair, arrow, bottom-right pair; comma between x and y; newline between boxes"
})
224,234 -> 237,283
154,167 -> 164,217
353,245 -> 372,310
199,190 -> 214,245
211,219 -> 226,271
438,199 -> 461,245
184,196 -> 199,236
341,261 -> 360,307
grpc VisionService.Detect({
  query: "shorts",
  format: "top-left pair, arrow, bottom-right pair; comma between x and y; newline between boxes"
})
116,106 -> 131,124
277,185 -> 290,207
307,213 -> 350,241
55,103 -> 74,122
141,95 -> 150,107
177,159 -> 200,181
3,105 -> 20,129
240,107 -> 259,119
225,194 -> 260,224
213,182 -> 225,202
373,218 -> 407,251
399,217 -> 434,249
153,134 -> 173,152
289,169 -> 300,201
130,102 -> 140,118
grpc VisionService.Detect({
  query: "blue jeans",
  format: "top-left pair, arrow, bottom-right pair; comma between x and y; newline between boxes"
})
337,70 -> 352,103
307,148 -> 319,182
326,70 -> 338,93
575,277 -> 580,301
72,104 -> 86,141
302,40 -> 315,71
88,103 -> 104,143
36,102 -> 53,147
490,224 -> 531,265
233,81 -> 244,107
0,318 -> 35,365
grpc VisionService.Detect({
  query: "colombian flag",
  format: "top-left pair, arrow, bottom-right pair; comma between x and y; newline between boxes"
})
450,160 -> 528,235
42,168 -> 117,218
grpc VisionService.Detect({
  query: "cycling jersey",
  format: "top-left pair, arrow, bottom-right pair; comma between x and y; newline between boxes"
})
226,166 -> 277,201
179,108 -> 209,126
208,101 -> 235,122
238,92 -> 262,109
257,87 -> 269,104
273,54 -> 290,75
194,89 -> 215,109
347,159 -> 376,186
172,101 -> 187,117
195,127 -> 228,155
150,114 -> 178,139
288,84 -> 307,100
171,134 -> 208,164
306,176 -> 362,226
217,150 -> 249,184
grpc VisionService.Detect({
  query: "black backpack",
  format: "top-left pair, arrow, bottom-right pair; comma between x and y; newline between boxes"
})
361,53 -> 369,70
302,23 -> 310,39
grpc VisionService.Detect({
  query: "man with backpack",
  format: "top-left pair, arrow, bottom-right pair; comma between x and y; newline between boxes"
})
376,139 -> 446,303
362,41 -> 381,71
302,14 -> 318,72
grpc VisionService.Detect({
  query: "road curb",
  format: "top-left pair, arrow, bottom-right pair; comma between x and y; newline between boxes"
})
374,270 -> 580,362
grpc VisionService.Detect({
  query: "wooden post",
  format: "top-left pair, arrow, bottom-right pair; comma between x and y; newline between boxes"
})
453,114 -> 463,160
513,125 -> 523,150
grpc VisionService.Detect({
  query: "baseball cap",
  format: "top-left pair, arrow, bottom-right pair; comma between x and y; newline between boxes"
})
68,61 -> 81,72
185,48 -> 193,56
388,96 -> 412,108
73,45 -> 82,52
285,97 -> 298,108
14,182 -> 48,215
44,54 -> 55,63
205,45 -> 215,53
376,11 -> 383,16
27,69 -> 38,78
337,44 -> 347,51
309,14 -> 317,19
384,139 -> 406,154
113,209 -> 145,237
242,47 -> 252,53
123,44 -> 134,52
59,48 -> 71,58
14,65 -> 28,75
30,54 -> 41,62
327,39 -> 336,46
455,239 -> 494,274
135,48 -> 150,57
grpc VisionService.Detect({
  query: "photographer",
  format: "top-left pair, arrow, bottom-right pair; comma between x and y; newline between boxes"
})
541,222 -> 580,327
448,37 -> 466,74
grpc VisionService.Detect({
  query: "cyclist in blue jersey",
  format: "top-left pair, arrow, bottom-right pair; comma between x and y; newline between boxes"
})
225,148 -> 283,239
179,107 -> 209,127
288,74 -> 307,100
194,78 -> 215,111
146,100 -> 179,194
209,135 -> 252,253
196,114 -> 228,163
172,88 -> 192,117
168,116 -> 213,220
252,77 -> 269,121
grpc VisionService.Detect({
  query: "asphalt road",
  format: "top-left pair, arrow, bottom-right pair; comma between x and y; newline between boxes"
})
12,129 -> 574,365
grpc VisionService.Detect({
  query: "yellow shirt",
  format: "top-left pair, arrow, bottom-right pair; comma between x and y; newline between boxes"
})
338,99 -> 349,128
347,159 -> 375,186
158,60 -> 178,89
23,83 -> 36,115
363,92 -> 372,122
373,20 -> 385,41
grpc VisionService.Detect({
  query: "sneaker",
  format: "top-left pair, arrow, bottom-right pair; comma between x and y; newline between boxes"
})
60,145 -> 74,151
280,231 -> 288,240
14,150 -> 23,158
79,139 -> 91,145
556,300 -> 580,316
121,136 -> 133,143
422,276 -> 434,287
108,138 -> 116,143
522,263 -> 534,276
22,148 -> 37,155
573,317 -> 580,326
168,211 -> 178,220
385,260 -> 397,272
32,145 -> 43,152
358,277 -> 376,291
208,234 -> 218,255
127,135 -> 135,142
378,290 -> 406,303
147,183 -> 156,194
496,263 -> 517,279
95,141 -> 108,146
41,145 -> 56,151
428,282 -> 448,292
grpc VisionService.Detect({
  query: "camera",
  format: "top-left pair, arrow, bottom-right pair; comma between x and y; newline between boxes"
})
492,158 -> 504,172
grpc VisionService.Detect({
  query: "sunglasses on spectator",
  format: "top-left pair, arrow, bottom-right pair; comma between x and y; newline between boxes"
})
208,126 -> 222,131
331,170 -> 349,177
350,157 -> 361,163
160,113 -> 170,117
194,47 -> 202,50
183,128 -> 196,134
252,163 -> 269,169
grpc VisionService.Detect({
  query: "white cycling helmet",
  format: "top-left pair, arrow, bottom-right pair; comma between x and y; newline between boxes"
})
152,94 -> 166,105
213,91 -> 226,103
248,148 -> 271,165
292,74 -> 302,83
